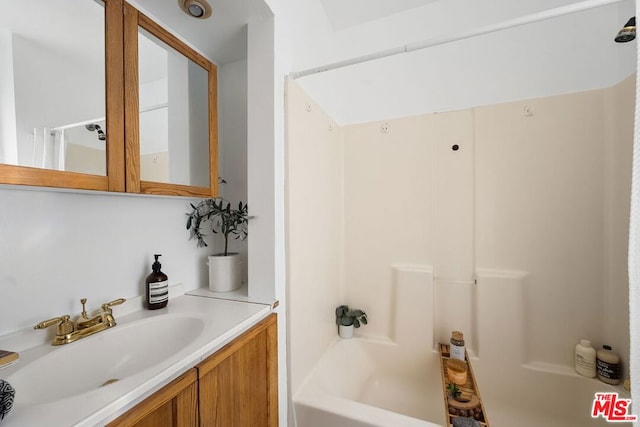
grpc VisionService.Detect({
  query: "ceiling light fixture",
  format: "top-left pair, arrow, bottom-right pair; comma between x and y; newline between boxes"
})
178,0 -> 212,19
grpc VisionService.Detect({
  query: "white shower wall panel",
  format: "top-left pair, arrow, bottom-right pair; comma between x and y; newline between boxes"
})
474,88 -> 608,368
343,115 -> 434,340
286,79 -> 344,393
475,269 -> 527,363
433,110 -> 474,282
433,279 -> 474,350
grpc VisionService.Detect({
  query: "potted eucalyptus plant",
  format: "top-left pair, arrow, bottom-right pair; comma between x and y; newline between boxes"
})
186,183 -> 248,292
335,305 -> 368,339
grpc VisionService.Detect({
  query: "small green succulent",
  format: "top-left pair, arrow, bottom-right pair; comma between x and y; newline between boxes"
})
335,305 -> 368,328
447,383 -> 461,400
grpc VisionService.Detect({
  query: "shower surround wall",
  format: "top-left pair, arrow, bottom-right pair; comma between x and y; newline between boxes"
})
287,75 -> 633,395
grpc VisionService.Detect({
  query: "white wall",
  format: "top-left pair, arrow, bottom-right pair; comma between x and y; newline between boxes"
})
218,59 -> 248,280
247,17 -> 277,300
188,61 -> 211,187
12,34 -> 105,156
0,26 -> 252,342
0,30 -> 17,164
167,52 -> 190,185
0,188 -> 210,336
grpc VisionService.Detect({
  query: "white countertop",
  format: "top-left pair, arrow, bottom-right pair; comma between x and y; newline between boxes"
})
0,294 -> 272,426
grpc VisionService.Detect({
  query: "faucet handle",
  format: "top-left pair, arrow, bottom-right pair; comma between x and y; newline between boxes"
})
101,298 -> 126,312
80,298 -> 89,319
34,315 -> 74,335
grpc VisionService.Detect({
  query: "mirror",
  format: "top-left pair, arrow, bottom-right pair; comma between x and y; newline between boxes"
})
0,0 -> 217,195
138,28 -> 210,188
0,0 -> 106,176
123,6 -> 217,197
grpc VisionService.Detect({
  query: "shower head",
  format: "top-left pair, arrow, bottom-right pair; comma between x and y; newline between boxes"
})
615,17 -> 636,43
85,123 -> 106,141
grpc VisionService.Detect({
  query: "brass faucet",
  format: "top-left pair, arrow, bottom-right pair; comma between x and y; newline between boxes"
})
34,298 -> 126,346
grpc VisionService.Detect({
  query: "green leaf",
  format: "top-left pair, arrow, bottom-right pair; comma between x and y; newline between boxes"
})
339,317 -> 353,326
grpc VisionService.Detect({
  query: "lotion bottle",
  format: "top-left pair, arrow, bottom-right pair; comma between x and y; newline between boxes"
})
596,345 -> 621,385
146,254 -> 168,310
575,339 -> 596,378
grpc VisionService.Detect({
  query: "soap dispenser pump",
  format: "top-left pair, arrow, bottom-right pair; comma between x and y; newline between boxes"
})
146,254 -> 168,310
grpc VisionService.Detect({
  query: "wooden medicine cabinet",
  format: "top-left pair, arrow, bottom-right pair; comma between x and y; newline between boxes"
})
0,0 -> 218,197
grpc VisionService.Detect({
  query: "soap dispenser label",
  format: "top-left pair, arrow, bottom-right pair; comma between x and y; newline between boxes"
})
149,280 -> 168,304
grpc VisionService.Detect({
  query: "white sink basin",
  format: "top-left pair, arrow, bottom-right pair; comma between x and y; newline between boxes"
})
6,314 -> 205,405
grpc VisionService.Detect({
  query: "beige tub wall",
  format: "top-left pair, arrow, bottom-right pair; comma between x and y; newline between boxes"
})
474,76 -> 632,371
287,75 -> 633,389
286,79 -> 344,394
343,113 -> 435,341
65,143 -> 106,176
475,86 -> 607,367
140,151 -> 170,183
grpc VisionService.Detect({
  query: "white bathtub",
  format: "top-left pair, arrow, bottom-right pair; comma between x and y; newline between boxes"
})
293,338 -> 632,427
294,338 -> 444,427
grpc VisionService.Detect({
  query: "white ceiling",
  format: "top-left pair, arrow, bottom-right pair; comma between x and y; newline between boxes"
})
320,0 -> 439,30
130,0 -> 273,64
0,0 -> 272,67
296,0 -> 637,124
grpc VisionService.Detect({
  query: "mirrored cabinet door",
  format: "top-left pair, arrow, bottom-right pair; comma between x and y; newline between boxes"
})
0,0 -> 124,191
0,0 -> 217,196
124,4 -> 218,197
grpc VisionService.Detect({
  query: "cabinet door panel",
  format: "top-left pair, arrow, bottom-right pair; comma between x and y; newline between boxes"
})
235,331 -> 268,426
130,402 -> 173,427
198,314 -> 278,427
107,369 -> 198,427
199,357 -> 233,426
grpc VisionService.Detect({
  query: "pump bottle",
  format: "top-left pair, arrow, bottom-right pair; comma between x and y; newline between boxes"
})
146,254 -> 168,309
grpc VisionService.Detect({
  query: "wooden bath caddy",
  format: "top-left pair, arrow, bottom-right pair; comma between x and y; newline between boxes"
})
439,343 -> 490,427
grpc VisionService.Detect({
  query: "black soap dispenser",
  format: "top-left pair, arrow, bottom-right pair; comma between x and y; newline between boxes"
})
146,254 -> 168,309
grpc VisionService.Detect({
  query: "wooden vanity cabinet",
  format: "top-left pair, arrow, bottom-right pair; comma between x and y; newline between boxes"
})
107,369 -> 199,427
197,313 -> 278,427
106,314 -> 278,427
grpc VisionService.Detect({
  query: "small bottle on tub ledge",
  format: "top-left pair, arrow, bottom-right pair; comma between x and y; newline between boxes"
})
450,331 -> 466,361
596,344 -> 621,385
575,338 -> 596,377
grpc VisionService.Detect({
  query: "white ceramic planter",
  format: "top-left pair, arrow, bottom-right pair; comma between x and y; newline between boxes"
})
338,324 -> 354,339
207,253 -> 242,292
